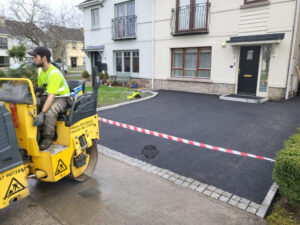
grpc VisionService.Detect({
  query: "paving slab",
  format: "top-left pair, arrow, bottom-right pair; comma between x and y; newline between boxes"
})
0,153 -> 266,225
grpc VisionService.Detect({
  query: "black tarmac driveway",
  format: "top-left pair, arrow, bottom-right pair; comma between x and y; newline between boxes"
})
98,90 -> 300,203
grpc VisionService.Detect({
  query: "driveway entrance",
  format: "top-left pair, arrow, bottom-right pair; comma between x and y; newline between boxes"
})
98,90 -> 300,203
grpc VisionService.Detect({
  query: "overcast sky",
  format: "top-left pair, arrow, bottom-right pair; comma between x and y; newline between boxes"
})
0,0 -> 84,11
0,0 -> 84,26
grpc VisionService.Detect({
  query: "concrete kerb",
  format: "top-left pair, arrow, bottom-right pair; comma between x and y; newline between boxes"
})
96,90 -> 276,218
219,95 -> 269,104
97,90 -> 158,112
97,144 -> 270,218
256,183 -> 278,218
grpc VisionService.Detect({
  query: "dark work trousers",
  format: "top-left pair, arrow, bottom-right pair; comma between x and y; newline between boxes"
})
42,97 -> 69,140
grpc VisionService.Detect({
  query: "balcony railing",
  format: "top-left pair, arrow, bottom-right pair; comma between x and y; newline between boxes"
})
112,15 -> 137,40
171,3 -> 210,35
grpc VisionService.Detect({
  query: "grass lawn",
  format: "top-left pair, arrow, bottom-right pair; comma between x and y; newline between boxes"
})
85,85 -> 150,107
66,76 -> 82,80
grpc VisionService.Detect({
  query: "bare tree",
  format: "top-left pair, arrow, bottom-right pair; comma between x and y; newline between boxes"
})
6,0 -> 83,74
44,0 -> 83,73
7,0 -> 50,46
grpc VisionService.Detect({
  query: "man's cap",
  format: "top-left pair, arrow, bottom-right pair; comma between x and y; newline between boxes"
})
28,46 -> 51,58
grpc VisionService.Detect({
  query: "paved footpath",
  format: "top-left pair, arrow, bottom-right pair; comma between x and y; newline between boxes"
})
0,153 -> 266,225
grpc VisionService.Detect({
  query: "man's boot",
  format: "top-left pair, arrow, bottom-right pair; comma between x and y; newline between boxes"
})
39,136 -> 53,150
40,113 -> 56,150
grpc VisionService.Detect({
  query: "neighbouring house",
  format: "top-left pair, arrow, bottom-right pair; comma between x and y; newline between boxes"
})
47,26 -> 85,70
78,0 -> 153,86
79,0 -> 300,100
0,16 -> 42,68
154,0 -> 300,100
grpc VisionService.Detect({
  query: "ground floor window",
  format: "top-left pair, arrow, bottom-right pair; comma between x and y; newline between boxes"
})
171,47 -> 211,78
259,45 -> 271,92
114,50 -> 139,74
0,56 -> 9,66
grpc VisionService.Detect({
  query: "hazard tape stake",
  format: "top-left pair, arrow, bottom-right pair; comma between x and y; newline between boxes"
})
99,117 -> 275,163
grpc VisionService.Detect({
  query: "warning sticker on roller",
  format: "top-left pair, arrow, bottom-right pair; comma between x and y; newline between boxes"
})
5,178 -> 25,199
55,159 -> 67,175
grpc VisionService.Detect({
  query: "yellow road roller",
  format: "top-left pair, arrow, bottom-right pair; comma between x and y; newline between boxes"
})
0,68 -> 100,210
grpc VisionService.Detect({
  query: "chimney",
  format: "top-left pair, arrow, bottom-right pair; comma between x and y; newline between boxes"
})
0,16 -> 5,27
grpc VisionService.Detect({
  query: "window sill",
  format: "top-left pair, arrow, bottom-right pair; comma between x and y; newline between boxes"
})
168,77 -> 212,83
91,27 -> 101,31
240,1 -> 270,9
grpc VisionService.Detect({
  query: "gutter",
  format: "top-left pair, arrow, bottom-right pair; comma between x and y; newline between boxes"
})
77,0 -> 104,10
151,0 -> 155,90
285,0 -> 300,100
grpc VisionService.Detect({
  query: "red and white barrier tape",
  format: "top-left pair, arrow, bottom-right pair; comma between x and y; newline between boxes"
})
99,117 -> 275,163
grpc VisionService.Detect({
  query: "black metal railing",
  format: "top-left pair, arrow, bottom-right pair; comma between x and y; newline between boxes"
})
171,3 -> 210,35
112,15 -> 137,40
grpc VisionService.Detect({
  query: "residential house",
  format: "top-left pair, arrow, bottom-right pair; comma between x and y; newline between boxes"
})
79,0 -> 300,100
66,28 -> 85,69
154,0 -> 300,100
0,17 -> 39,68
78,0 -> 154,86
47,26 -> 85,69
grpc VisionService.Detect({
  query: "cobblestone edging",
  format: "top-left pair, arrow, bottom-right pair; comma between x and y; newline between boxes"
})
97,145 -> 262,216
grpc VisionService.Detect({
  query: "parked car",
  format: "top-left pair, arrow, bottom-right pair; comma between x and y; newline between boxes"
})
53,62 -> 68,74
2,61 -> 36,74
3,61 -> 67,75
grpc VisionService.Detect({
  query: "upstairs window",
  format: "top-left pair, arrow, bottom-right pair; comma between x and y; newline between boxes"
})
113,1 -> 136,39
176,0 -> 208,32
0,38 -> 8,49
91,8 -> 99,28
72,42 -> 76,49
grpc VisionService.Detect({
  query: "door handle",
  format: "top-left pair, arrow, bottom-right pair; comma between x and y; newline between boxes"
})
244,74 -> 253,78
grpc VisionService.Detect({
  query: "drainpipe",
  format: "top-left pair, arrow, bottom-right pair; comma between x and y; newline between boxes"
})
151,0 -> 155,90
285,0 -> 300,100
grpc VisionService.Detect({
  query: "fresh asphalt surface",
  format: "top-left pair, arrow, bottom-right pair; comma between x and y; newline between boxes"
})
98,90 -> 300,203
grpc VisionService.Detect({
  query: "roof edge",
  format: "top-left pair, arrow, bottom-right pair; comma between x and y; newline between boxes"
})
77,0 -> 105,10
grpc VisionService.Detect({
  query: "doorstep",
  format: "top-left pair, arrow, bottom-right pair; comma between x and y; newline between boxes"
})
219,94 -> 269,104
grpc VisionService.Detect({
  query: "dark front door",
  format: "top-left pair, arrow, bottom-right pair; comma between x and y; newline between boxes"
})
92,52 -> 102,72
71,57 -> 77,68
238,46 -> 261,95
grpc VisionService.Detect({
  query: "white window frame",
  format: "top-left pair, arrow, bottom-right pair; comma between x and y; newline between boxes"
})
114,50 -> 139,75
0,37 -> 8,49
114,1 -> 135,18
91,8 -> 100,29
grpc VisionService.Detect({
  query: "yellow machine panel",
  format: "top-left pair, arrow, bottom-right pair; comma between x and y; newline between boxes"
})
0,165 -> 29,209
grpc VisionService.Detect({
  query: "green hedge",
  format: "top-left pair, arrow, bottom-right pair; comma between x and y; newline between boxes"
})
273,130 -> 300,206
82,70 -> 89,79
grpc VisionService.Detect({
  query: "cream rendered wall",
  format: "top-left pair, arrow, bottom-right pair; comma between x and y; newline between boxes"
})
154,0 -> 296,91
66,41 -> 85,67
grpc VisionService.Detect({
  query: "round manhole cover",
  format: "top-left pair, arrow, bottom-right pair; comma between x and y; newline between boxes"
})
141,145 -> 159,159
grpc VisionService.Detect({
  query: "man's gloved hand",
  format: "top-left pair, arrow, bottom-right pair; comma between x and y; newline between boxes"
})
33,112 -> 45,126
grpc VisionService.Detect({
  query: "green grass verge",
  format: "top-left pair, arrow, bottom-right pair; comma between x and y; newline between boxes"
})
66,76 -> 83,80
85,85 -> 150,107
267,195 -> 300,225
